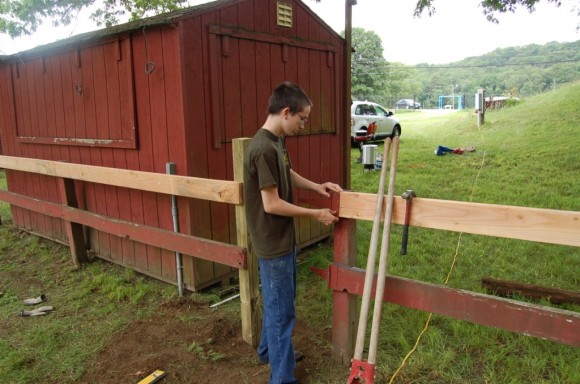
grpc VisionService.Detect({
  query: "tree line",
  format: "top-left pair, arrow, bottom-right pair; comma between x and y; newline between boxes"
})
349,27 -> 579,109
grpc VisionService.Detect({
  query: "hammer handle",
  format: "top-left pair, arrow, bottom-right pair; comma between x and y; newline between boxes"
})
400,226 -> 409,255
400,200 -> 412,255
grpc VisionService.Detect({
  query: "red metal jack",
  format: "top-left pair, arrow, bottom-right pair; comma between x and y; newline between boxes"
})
346,359 -> 376,384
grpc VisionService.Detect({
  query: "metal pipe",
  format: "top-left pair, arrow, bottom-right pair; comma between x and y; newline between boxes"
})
210,282 -> 264,309
210,293 -> 240,309
166,162 -> 184,297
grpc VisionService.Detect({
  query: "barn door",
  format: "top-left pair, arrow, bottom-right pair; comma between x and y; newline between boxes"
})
208,25 -> 340,149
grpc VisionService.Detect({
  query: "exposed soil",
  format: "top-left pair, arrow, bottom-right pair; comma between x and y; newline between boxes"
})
80,297 -> 346,384
0,227 -> 346,383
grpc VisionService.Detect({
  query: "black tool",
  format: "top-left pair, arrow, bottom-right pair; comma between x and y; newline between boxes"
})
400,189 -> 416,255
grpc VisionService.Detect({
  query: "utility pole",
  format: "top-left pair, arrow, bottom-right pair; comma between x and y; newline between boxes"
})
344,0 -> 356,189
335,2 -> 358,367
451,84 -> 458,109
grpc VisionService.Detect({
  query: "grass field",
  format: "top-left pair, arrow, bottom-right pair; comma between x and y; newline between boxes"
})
1,81 -> 579,383
302,81 -> 580,383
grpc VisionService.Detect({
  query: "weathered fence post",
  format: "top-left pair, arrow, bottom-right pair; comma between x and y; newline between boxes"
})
57,176 -> 88,266
332,217 -> 357,365
233,138 -> 259,347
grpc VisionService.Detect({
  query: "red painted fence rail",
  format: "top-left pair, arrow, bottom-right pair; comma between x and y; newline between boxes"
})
313,192 -> 580,364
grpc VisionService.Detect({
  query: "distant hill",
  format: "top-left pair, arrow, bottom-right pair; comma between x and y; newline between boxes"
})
375,41 -> 580,109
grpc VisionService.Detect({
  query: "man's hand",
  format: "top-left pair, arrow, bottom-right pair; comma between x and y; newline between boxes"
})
314,182 -> 343,198
315,208 -> 339,225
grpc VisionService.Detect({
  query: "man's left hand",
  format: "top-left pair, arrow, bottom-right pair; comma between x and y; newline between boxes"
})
316,182 -> 343,197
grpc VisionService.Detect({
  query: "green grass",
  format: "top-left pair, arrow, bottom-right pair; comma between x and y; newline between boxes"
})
0,223 -> 176,383
297,81 -> 580,383
1,81 -> 579,383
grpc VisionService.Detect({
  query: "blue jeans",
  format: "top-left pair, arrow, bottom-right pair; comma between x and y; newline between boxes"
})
257,250 -> 298,384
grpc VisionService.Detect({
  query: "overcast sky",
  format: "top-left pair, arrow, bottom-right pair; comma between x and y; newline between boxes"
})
1,0 -> 579,64
309,0 -> 579,64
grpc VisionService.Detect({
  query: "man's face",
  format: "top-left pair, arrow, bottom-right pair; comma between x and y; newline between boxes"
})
283,106 -> 311,136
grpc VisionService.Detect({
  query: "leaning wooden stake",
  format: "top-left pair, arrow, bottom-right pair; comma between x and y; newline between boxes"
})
347,136 -> 399,384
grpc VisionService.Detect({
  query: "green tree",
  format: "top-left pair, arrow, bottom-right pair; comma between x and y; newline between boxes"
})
413,0 -> 563,23
400,69 -> 423,103
347,27 -> 389,101
0,0 -> 188,37
382,63 -> 413,106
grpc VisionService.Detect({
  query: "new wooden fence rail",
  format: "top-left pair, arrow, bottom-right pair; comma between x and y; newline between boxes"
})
340,192 -> 580,247
2,152 -> 579,355
0,152 -> 260,347
0,155 -> 242,204
317,191 -> 580,364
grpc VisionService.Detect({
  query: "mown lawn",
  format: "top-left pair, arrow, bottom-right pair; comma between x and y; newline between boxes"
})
1,81 -> 579,383
299,81 -> 580,383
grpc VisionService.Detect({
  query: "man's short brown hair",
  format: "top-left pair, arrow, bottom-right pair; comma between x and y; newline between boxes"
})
267,82 -> 313,115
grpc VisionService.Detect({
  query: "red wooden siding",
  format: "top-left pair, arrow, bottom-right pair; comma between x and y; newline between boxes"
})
0,0 -> 346,290
10,38 -> 136,148
194,0 -> 344,248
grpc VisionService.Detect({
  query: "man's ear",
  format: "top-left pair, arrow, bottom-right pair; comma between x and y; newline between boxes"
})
281,107 -> 291,119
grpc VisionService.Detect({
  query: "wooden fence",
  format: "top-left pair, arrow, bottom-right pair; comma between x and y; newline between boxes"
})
0,142 -> 261,347
313,191 -> 580,364
1,139 -> 579,363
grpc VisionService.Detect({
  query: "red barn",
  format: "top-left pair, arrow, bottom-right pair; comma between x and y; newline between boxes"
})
0,0 -> 347,290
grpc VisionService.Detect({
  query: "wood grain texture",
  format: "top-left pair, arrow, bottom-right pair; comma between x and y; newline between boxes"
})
0,155 -> 242,204
340,192 -> 580,247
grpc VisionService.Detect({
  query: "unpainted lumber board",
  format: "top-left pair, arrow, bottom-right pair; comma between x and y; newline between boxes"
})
339,192 -> 580,247
233,138 -> 259,348
0,155 -> 241,204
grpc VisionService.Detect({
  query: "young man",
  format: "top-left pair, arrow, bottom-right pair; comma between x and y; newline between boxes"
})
243,82 -> 342,383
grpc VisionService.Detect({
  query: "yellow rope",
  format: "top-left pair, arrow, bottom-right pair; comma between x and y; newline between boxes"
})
388,122 -> 487,384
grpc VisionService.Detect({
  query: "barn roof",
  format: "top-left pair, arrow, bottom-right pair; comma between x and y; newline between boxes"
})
1,0 -> 338,63
0,0 -> 232,62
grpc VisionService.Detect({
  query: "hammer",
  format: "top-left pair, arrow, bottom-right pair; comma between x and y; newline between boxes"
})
400,189 -> 416,255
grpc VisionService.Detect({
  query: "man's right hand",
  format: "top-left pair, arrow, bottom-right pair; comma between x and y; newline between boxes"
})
316,209 -> 339,225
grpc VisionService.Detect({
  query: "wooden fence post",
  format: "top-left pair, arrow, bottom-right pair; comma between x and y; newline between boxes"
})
57,177 -> 88,265
332,217 -> 357,365
233,138 -> 259,347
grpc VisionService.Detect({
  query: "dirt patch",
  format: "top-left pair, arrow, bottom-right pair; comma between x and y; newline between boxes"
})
81,297 -> 346,383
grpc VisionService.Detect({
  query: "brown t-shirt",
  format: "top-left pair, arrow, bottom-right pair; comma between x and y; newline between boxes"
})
243,129 -> 295,259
